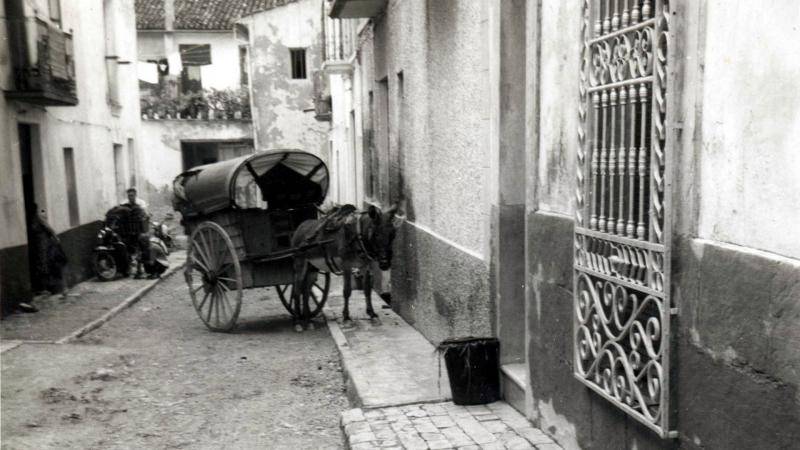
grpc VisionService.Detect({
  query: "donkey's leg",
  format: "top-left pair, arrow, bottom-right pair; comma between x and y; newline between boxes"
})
364,270 -> 380,323
302,266 -> 314,330
342,269 -> 354,327
293,260 -> 307,333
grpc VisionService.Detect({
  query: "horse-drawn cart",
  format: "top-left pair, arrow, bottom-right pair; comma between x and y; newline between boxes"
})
172,149 -> 331,331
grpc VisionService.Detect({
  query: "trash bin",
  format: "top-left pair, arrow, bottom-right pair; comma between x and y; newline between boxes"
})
438,337 -> 501,405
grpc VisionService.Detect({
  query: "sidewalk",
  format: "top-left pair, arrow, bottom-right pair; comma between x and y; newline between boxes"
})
1,251 -> 185,350
323,288 -> 560,450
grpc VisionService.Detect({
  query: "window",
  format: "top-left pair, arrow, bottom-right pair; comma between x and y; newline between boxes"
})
573,0 -> 675,438
180,44 -> 211,66
290,48 -> 307,79
104,0 -> 119,106
181,66 -> 203,94
239,45 -> 249,87
179,44 -> 210,94
63,148 -> 79,227
49,0 -> 61,27
127,138 -> 137,187
113,144 -> 125,201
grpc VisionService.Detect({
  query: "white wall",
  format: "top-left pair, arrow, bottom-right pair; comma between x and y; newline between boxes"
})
1,0 -> 140,237
695,0 -> 800,258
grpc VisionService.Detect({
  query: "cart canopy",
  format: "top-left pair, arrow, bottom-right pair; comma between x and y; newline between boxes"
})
172,149 -> 329,216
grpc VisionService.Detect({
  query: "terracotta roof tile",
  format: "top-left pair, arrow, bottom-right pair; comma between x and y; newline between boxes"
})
136,0 -> 299,31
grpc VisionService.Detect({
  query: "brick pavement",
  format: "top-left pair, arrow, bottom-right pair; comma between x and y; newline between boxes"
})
341,401 -> 561,450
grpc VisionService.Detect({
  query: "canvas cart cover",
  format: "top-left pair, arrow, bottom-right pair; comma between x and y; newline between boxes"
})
172,149 -> 329,216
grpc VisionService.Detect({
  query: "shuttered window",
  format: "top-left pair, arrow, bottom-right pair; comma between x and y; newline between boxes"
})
180,44 -> 211,66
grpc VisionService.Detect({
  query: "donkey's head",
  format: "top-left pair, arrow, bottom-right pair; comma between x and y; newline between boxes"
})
365,202 -> 405,271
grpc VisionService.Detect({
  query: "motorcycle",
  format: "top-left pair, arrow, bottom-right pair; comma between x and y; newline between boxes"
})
92,223 -> 133,281
151,220 -> 173,251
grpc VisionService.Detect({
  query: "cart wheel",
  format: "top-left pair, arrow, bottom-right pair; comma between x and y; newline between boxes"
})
185,221 -> 243,332
275,271 -> 331,319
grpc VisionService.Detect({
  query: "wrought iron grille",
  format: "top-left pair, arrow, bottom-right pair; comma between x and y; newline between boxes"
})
574,0 -> 676,438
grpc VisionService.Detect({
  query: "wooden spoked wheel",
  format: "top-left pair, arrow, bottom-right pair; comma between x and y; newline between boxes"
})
185,221 -> 243,332
275,271 -> 331,319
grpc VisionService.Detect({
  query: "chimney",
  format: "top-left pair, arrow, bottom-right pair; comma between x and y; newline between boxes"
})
164,0 -> 175,31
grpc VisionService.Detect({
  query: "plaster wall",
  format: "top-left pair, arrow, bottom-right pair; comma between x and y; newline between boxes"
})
1,0 -> 140,303
2,0 -> 140,234
328,71 -> 361,205
693,1 -> 800,258
357,0 -> 494,343
137,31 -> 245,91
524,1 -> 800,448
242,0 -> 329,158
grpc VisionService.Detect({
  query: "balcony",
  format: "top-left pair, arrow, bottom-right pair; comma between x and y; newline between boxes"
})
140,85 -> 252,121
5,18 -> 78,106
322,2 -> 361,74
328,0 -> 387,19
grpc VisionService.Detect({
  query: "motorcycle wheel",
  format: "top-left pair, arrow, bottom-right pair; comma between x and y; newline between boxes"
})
94,251 -> 118,281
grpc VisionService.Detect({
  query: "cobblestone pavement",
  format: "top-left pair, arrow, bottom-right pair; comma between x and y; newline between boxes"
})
341,401 -> 561,450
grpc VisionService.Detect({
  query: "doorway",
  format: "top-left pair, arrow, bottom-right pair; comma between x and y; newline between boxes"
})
18,123 -> 39,292
181,140 -> 253,171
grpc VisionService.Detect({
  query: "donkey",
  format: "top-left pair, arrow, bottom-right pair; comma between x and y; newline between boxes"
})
289,202 -> 404,331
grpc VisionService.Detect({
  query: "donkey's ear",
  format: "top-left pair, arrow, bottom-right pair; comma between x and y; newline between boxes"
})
368,205 -> 380,220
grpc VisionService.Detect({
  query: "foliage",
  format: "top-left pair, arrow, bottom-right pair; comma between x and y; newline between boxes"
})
140,84 -> 251,119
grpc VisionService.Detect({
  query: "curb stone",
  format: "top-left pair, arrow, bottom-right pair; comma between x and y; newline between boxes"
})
55,262 -> 184,344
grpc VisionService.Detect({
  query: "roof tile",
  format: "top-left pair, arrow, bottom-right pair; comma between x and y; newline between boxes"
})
135,0 -> 299,31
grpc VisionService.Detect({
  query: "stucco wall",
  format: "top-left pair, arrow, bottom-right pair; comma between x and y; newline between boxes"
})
1,0 -> 140,304
524,1 -> 800,448
694,1 -> 800,258
356,0 -> 494,344
2,0 -> 140,234
242,0 -> 329,158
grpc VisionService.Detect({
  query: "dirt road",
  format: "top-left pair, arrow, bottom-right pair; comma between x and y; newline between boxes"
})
1,273 -> 348,449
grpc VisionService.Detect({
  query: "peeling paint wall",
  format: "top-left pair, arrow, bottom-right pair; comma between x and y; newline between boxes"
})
524,1 -> 800,448
242,0 -> 329,159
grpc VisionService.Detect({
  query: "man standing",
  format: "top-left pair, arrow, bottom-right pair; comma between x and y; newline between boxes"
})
125,187 -> 148,213
124,188 -> 150,279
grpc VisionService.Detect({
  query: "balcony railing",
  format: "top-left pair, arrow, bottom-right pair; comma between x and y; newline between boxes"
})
140,86 -> 252,121
5,18 -> 78,106
323,16 -> 357,63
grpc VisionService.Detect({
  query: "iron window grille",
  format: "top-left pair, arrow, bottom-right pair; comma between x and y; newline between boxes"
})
573,0 -> 677,438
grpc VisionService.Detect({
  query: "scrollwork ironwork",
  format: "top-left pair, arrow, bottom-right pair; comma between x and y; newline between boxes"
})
575,0 -> 673,438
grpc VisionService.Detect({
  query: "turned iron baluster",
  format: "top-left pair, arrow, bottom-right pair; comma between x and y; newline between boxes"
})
599,90 -> 609,232
617,87 -> 628,235
627,84 -> 637,238
590,92 -> 601,230
637,83 -> 649,240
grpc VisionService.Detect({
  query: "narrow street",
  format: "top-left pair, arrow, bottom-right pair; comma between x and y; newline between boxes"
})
1,273 -> 349,449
